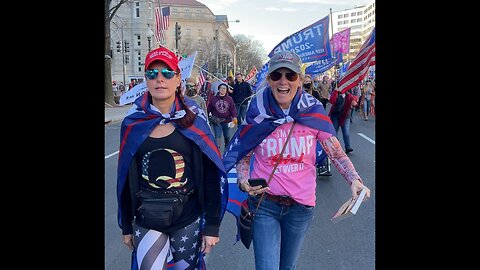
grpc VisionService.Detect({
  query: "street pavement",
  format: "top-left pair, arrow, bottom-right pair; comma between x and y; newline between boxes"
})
105,103 -> 132,124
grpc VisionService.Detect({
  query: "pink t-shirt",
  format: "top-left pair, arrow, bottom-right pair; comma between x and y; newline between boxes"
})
250,122 -> 332,206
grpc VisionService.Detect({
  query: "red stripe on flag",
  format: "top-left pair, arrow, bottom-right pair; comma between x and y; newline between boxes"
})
337,28 -> 375,94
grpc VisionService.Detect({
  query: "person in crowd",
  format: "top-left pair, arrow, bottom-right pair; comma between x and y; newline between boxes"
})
119,82 -> 125,96
303,74 -> 321,100
329,88 -> 358,153
362,80 -> 374,121
223,50 -> 371,270
199,75 -> 213,107
112,81 -> 119,96
227,75 -> 235,89
317,75 -> 331,109
185,77 -> 207,114
207,83 -> 238,152
313,75 -> 321,89
229,73 -> 253,122
116,47 -> 228,270
349,83 -> 362,122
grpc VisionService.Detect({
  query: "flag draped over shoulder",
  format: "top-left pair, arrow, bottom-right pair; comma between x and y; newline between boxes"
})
116,91 -> 229,237
337,28 -> 375,93
223,87 -> 336,174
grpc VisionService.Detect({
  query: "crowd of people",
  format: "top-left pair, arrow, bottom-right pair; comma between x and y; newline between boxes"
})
115,46 -> 373,270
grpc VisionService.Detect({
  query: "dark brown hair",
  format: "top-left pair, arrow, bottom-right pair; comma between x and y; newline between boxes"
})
173,85 -> 196,128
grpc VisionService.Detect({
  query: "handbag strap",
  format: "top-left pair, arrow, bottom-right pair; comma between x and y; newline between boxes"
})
253,121 -> 296,213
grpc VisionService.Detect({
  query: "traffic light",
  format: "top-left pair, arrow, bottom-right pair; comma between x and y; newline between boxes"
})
116,41 -> 121,52
175,22 -> 181,41
124,41 -> 130,53
125,55 -> 130,64
175,22 -> 181,50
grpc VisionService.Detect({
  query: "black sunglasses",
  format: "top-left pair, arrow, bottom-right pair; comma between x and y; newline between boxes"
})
145,68 -> 178,80
269,71 -> 299,82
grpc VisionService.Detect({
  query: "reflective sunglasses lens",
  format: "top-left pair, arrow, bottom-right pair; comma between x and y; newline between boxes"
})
285,72 -> 298,81
145,69 -> 158,80
269,71 -> 282,81
161,69 -> 176,79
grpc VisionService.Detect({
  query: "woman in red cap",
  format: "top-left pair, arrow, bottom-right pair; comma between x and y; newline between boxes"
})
116,47 -> 227,270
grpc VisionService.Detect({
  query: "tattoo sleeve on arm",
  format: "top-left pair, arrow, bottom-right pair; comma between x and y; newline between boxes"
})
319,136 -> 361,185
236,151 -> 252,185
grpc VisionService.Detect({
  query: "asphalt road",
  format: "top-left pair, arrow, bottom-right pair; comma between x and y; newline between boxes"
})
104,111 -> 375,270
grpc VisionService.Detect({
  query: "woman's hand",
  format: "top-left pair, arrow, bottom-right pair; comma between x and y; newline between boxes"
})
123,234 -> 135,250
201,235 -> 219,254
350,179 -> 371,201
240,181 -> 270,196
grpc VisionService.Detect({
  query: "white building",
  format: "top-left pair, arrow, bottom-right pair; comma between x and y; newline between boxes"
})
331,0 -> 375,60
109,0 -> 237,88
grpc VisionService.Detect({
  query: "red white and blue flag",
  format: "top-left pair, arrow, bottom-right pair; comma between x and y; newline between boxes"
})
155,6 -> 170,45
336,28 -> 375,94
198,62 -> 208,86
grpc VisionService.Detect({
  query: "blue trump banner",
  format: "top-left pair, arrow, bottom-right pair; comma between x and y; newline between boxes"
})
268,15 -> 332,63
252,62 -> 269,93
305,58 -> 335,76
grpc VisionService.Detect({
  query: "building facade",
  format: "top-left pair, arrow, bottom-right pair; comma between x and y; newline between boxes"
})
331,0 -> 375,61
110,0 -> 237,88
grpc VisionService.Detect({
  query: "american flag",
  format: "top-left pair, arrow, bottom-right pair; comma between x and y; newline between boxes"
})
155,6 -> 170,45
336,28 -> 375,94
198,62 -> 208,86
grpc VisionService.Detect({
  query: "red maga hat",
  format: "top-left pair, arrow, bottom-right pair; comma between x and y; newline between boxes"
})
144,47 -> 179,71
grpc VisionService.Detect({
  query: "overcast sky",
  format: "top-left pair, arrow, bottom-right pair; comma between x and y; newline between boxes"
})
197,0 -> 371,56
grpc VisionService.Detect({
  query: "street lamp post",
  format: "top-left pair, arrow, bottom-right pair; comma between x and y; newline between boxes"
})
146,24 -> 154,52
233,43 -> 240,76
215,19 -> 240,76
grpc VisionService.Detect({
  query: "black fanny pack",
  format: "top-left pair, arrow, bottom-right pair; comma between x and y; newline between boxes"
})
135,188 -> 195,232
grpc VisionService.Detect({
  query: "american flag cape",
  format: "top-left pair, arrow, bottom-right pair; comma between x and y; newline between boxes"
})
116,92 -> 228,270
222,86 -> 336,240
337,28 -> 375,94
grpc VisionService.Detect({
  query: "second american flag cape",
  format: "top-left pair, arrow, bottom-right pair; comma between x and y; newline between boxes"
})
222,86 -> 336,242
116,92 -> 228,270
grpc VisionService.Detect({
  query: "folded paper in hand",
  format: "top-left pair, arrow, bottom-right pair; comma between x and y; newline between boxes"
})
331,188 -> 367,223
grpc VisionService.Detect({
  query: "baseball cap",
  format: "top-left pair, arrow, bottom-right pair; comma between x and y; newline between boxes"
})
145,47 -> 179,71
268,51 -> 302,75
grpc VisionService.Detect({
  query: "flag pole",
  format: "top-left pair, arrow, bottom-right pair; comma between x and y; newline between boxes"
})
194,63 -> 233,89
330,8 -> 338,83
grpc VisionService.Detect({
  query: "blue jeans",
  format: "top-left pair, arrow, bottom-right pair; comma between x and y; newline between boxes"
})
236,103 -> 248,122
331,116 -> 351,149
248,195 -> 315,270
363,99 -> 371,117
212,122 -> 232,146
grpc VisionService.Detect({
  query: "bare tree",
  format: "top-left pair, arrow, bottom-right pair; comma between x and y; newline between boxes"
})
195,38 -> 217,70
233,34 -> 267,76
105,0 -> 128,106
